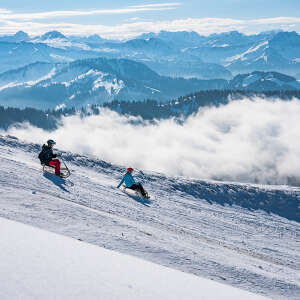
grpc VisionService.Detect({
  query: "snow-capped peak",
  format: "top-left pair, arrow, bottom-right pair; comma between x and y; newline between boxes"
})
41,31 -> 67,40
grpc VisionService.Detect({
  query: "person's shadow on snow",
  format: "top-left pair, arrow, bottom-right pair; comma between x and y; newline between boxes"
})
43,172 -> 70,193
122,190 -> 151,207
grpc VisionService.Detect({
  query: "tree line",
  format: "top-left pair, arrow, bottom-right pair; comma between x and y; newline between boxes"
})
1,90 -> 300,130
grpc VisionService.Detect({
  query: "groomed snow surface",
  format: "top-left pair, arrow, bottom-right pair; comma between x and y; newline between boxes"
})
0,218 -> 270,300
0,135 -> 299,299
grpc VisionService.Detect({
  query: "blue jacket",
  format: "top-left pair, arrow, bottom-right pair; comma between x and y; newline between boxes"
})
117,172 -> 138,188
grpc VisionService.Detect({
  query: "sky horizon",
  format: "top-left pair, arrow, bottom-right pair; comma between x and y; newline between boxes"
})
0,1 -> 300,39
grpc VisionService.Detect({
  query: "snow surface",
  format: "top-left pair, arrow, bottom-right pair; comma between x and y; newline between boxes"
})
32,38 -> 91,51
61,69 -> 104,87
0,67 -> 56,91
92,72 -> 125,95
55,68 -> 125,96
0,135 -> 299,299
0,64 -> 126,99
233,73 -> 300,89
0,217 -> 271,300
225,41 -> 269,64
0,82 -> 23,91
25,67 -> 57,86
94,47 -> 120,53
144,85 -> 161,93
50,53 -> 75,62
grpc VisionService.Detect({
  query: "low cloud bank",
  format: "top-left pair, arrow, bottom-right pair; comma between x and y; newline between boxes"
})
5,97 -> 300,185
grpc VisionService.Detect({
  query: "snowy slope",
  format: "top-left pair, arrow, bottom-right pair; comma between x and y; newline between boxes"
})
0,58 -> 228,109
0,62 -> 56,90
1,30 -> 300,79
229,71 -> 300,90
0,135 -> 299,299
181,31 -> 300,76
0,217 -> 270,300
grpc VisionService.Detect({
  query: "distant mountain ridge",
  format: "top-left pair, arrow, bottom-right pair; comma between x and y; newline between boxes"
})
0,31 -> 30,43
0,57 -> 228,109
1,29 -> 300,79
0,56 -> 299,109
136,30 -> 300,78
229,71 -> 300,90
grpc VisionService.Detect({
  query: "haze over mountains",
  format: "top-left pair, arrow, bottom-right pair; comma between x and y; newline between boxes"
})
1,30 -> 300,79
0,58 -> 227,109
0,57 -> 299,109
0,29 -> 300,109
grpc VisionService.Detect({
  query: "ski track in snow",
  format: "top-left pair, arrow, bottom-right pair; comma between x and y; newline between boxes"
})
0,135 -> 299,300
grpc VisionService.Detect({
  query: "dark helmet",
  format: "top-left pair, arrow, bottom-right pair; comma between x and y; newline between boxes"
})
47,139 -> 56,146
127,167 -> 134,173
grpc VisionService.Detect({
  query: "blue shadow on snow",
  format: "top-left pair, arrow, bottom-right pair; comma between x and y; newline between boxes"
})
123,190 -> 151,207
43,172 -> 70,193
169,180 -> 300,222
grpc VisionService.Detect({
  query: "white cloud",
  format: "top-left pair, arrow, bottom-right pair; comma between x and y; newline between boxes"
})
0,8 -> 11,14
0,4 -> 178,21
0,14 -> 300,39
251,17 -> 300,25
128,17 -> 143,21
129,2 -> 181,8
5,98 -> 300,186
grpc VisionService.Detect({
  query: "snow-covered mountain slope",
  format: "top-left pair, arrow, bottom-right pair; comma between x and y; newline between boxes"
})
0,62 -> 56,90
183,31 -> 300,76
0,135 -> 299,299
0,40 -> 101,73
138,30 -> 207,48
224,42 -> 296,74
0,31 -> 231,80
0,58 -> 228,109
106,37 -> 232,79
2,30 -> 300,79
31,31 -> 93,51
0,58 -> 299,109
229,71 -> 300,91
0,31 -> 30,43
32,31 -> 232,79
0,218 -> 270,300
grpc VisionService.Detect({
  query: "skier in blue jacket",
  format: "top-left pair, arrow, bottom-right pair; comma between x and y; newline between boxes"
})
117,167 -> 148,198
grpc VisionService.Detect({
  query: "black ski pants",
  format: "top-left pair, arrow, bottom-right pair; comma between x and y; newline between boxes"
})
129,183 -> 146,197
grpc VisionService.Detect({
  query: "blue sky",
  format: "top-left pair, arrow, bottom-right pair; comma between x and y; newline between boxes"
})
0,1 -> 299,38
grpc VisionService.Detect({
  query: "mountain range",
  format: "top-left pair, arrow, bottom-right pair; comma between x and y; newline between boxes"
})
0,56 -> 299,109
0,58 -> 228,109
1,30 -> 300,80
142,30 -> 300,77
